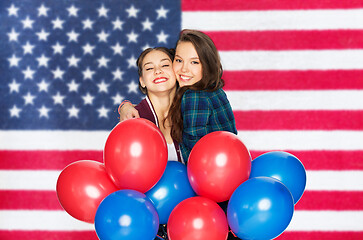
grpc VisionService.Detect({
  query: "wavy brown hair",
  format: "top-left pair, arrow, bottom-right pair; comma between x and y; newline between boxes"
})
168,29 -> 225,142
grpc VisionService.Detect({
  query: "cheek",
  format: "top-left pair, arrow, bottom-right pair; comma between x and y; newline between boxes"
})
168,71 -> 177,83
192,66 -> 203,80
172,63 -> 180,73
196,65 -> 203,76
143,72 -> 155,84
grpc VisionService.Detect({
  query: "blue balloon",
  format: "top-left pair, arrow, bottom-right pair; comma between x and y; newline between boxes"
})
95,189 -> 159,240
250,151 -> 306,204
227,177 -> 294,240
145,161 -> 196,224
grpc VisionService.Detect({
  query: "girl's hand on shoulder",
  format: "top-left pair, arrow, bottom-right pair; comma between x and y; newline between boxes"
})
119,102 -> 140,121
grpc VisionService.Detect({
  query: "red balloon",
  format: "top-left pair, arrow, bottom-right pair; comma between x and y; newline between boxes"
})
187,131 -> 251,202
167,196 -> 228,240
56,160 -> 118,223
104,118 -> 168,192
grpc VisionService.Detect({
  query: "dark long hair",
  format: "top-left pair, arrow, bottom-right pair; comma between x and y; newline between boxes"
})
169,29 -> 225,142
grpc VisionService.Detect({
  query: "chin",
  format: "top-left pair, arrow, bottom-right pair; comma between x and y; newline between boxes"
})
178,81 -> 188,87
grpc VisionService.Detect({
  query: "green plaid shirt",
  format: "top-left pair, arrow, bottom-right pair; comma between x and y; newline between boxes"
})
180,88 -> 237,163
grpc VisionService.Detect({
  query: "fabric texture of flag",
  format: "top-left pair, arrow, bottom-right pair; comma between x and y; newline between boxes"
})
1,0 -> 362,239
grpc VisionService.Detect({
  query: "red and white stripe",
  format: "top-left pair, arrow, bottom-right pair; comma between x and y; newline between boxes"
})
1,0 -> 363,239
183,1 -> 362,239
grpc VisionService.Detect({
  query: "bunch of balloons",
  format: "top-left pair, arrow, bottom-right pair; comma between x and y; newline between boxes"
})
56,119 -> 195,239
167,132 -> 306,240
56,118 -> 307,240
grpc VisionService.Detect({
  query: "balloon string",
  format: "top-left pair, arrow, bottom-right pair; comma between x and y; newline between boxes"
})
230,230 -> 237,237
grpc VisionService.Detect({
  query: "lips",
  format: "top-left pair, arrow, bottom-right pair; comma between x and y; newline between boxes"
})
179,75 -> 192,82
153,77 -> 168,84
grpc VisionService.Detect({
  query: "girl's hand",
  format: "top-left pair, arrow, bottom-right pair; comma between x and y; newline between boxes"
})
119,102 -> 140,121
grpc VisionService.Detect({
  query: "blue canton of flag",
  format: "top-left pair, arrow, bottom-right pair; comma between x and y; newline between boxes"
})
0,0 -> 181,130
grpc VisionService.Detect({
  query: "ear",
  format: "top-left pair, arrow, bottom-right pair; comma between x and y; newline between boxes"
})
139,76 -> 146,88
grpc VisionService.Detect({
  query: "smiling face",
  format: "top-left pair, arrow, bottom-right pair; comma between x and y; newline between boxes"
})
139,50 -> 177,95
173,41 -> 203,87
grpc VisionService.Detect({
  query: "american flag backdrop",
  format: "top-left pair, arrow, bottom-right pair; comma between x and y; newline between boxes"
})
0,0 -> 363,239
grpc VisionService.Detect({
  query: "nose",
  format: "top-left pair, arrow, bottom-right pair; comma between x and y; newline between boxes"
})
181,62 -> 188,73
155,66 -> 163,74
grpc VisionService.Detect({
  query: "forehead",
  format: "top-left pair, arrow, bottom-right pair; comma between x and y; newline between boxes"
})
143,50 -> 171,64
175,41 -> 198,57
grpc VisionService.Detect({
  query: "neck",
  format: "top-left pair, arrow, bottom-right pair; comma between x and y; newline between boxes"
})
147,89 -> 176,144
147,89 -> 176,120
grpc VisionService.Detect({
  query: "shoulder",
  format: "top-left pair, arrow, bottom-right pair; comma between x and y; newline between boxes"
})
135,98 -> 156,124
182,89 -> 209,107
209,88 -> 230,104
182,88 -> 229,107
211,88 -> 227,98
184,89 -> 206,96
184,88 -> 227,102
183,89 -> 211,100
135,98 -> 148,112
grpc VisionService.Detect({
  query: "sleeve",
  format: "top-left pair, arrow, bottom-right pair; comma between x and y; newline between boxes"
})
180,90 -> 211,158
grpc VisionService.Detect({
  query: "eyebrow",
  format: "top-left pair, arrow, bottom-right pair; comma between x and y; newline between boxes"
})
160,58 -> 172,63
143,58 -> 171,67
174,54 -> 199,60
